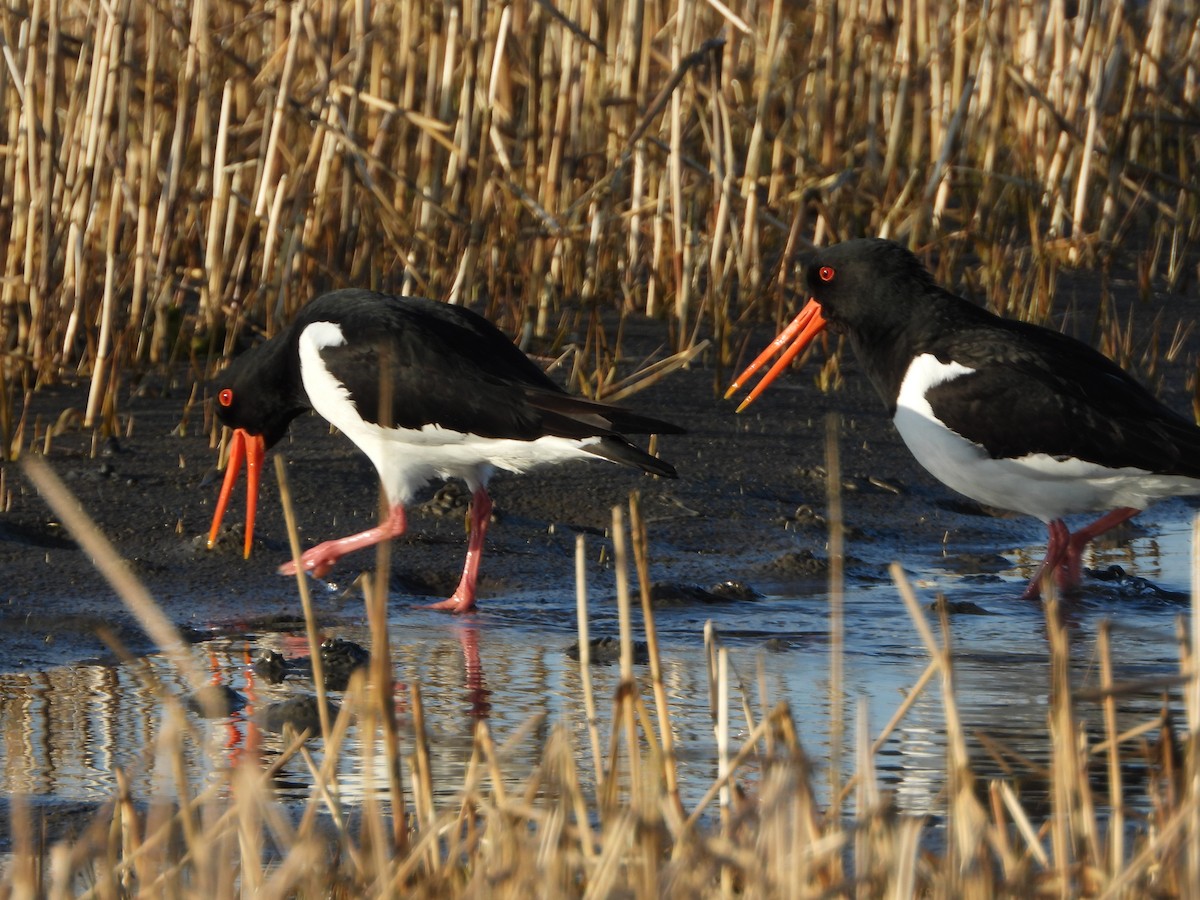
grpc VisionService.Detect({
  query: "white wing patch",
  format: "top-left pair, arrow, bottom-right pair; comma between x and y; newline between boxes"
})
895,354 -> 976,421
298,321 -> 353,410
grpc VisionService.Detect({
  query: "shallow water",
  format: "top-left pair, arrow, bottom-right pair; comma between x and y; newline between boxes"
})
1,513 -> 1194,833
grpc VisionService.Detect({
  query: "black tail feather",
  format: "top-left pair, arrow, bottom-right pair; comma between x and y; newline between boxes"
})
528,390 -> 685,437
586,436 -> 678,478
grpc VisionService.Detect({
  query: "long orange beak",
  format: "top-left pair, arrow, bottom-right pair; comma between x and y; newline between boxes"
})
725,299 -> 828,411
207,428 -> 265,559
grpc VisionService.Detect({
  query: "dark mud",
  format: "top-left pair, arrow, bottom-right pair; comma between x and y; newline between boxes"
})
0,358 -> 976,672
3,265 -> 1200,673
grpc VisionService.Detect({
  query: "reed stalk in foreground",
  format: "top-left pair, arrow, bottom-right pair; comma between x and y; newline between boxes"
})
6,465 -> 1200,896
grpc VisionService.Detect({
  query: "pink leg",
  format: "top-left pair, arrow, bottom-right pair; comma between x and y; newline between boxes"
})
1021,518 -> 1070,601
278,504 -> 408,579
423,487 -> 492,614
1057,506 -> 1140,592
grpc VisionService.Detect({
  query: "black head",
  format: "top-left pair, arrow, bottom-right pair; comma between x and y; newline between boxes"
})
802,238 -> 939,335
212,335 -> 310,449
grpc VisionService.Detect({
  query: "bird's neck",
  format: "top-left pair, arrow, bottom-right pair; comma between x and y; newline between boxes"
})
850,329 -> 916,413
848,294 -> 956,413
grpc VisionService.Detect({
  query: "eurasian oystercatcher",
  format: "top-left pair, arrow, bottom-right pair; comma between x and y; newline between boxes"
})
207,289 -> 681,613
727,238 -> 1200,599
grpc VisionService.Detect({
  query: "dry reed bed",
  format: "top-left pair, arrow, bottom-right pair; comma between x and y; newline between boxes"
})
7,465 -> 1200,897
3,0 -> 1200,893
1,0 -> 1198,439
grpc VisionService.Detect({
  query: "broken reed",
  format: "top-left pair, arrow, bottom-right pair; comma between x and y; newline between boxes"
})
9,469 -> 1200,895
0,0 -> 1197,420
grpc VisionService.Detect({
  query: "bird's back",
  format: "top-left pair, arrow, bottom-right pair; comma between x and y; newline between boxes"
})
295,290 -> 681,474
895,292 -> 1200,478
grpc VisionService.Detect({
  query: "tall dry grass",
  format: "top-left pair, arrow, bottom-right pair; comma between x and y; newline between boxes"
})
4,1 -> 1200,892
1,0 -> 1198,445
10,461 -> 1200,897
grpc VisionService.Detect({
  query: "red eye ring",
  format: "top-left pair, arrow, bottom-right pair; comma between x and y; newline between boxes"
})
218,388 -> 234,407
818,265 -> 836,282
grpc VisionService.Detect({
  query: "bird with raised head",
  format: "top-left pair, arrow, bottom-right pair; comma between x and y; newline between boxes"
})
728,238 -> 1200,599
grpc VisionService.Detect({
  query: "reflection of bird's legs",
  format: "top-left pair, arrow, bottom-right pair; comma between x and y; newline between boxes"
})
457,626 -> 491,719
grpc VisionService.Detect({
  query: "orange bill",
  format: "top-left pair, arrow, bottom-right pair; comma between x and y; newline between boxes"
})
725,299 -> 828,412
207,428 -> 265,558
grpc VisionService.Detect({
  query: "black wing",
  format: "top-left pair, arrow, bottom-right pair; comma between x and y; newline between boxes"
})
303,291 -> 683,444
924,319 -> 1200,477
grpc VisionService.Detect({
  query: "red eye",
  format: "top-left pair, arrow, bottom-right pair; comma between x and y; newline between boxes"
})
819,266 -> 836,282
218,388 -> 234,407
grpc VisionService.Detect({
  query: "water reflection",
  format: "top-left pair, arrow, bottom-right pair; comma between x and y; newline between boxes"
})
0,517 -> 1193,828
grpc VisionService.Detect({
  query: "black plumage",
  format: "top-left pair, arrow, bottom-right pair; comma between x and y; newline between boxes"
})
217,290 -> 681,474
809,244 -> 1200,476
729,237 -> 1200,598
208,290 -> 681,612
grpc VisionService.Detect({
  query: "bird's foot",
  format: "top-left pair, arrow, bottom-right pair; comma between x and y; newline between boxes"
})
278,542 -> 343,580
421,590 -> 478,615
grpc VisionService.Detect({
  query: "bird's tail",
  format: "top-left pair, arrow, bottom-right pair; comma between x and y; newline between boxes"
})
529,390 -> 685,436
586,436 -> 678,478
597,406 -> 686,436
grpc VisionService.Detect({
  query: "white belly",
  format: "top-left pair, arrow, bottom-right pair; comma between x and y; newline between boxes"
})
326,420 -> 598,505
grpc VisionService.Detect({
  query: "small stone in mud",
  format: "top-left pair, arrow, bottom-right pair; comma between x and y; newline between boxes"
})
421,482 -> 500,524
796,466 -> 828,482
1090,564 -> 1128,582
768,549 -> 829,577
422,482 -> 471,517
257,695 -> 342,736
200,525 -> 246,555
939,552 -> 1012,574
252,649 -> 291,684
959,573 -> 1006,585
1088,566 -> 1188,602
787,505 -> 826,529
706,580 -> 763,601
649,582 -> 753,606
930,600 -> 995,616
866,476 -> 903,495
320,637 -> 371,691
795,466 -> 902,496
565,636 -> 649,665
185,684 -> 246,718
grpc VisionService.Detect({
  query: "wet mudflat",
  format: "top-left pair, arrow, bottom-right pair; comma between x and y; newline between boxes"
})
1,301 -> 1198,847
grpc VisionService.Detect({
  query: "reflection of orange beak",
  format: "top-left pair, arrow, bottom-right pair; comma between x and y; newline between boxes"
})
724,299 -> 828,411
207,428 -> 265,558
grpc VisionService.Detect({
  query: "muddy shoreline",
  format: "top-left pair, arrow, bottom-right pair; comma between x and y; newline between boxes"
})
3,266 -> 1200,673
